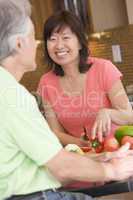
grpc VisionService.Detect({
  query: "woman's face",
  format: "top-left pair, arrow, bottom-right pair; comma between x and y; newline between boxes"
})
47,26 -> 81,67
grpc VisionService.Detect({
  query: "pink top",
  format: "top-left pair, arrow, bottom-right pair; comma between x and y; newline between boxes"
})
38,57 -> 122,138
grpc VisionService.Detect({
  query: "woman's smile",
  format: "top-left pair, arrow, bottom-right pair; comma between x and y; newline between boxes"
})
55,50 -> 69,58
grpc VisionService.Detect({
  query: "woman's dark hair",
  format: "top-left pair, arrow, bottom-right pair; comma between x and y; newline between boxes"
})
43,10 -> 91,76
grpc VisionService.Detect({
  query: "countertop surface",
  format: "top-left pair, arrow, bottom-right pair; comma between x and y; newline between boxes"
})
98,191 -> 133,200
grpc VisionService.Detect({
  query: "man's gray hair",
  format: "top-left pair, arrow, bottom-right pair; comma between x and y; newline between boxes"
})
0,0 -> 32,61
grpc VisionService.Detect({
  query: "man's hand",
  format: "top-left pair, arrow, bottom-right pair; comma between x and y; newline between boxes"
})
87,143 -> 133,162
105,153 -> 133,181
96,143 -> 133,181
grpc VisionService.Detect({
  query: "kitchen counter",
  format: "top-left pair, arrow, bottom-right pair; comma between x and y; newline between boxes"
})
98,192 -> 133,200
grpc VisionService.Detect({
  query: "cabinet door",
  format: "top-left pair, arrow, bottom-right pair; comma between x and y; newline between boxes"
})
30,0 -> 53,39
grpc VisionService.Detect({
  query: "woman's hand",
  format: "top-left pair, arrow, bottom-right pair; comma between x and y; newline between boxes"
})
75,137 -> 90,147
91,108 -> 111,142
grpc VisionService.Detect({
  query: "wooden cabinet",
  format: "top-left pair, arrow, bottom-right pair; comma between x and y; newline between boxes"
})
21,0 -> 53,91
30,0 -> 53,39
89,0 -> 128,32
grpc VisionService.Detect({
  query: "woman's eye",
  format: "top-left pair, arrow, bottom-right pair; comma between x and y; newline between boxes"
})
49,37 -> 57,41
63,36 -> 70,40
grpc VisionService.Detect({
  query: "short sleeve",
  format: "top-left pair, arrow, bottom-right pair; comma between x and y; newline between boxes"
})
37,76 -> 50,103
6,90 -> 62,166
37,72 -> 59,108
102,60 -> 123,92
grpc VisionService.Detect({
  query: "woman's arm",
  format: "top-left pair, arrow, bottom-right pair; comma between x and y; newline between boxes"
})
108,79 -> 133,124
43,100 -> 88,147
91,80 -> 133,141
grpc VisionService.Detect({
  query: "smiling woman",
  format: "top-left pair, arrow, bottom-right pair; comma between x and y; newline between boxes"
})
38,10 -> 133,147
37,10 -> 133,189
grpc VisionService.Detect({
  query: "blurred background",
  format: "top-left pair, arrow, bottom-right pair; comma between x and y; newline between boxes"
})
21,0 -> 133,101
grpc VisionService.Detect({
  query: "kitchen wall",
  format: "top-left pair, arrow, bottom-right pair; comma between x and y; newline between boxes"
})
89,25 -> 133,87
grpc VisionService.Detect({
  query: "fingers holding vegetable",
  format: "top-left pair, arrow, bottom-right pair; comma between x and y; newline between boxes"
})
91,108 -> 111,142
74,125 -> 133,155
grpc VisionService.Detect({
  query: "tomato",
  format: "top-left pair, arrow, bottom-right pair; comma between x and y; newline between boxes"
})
91,139 -> 104,153
104,135 -> 120,152
81,146 -> 92,153
121,135 -> 133,149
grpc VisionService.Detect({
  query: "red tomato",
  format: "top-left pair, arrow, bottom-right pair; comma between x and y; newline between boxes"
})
121,135 -> 133,149
81,146 -> 92,153
104,136 -> 120,152
95,144 -> 104,153
91,139 -> 104,153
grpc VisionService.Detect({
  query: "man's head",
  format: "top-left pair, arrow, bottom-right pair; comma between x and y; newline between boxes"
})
0,0 -> 37,72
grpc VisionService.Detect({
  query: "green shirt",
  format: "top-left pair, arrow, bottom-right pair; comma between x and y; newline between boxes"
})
0,67 -> 62,200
